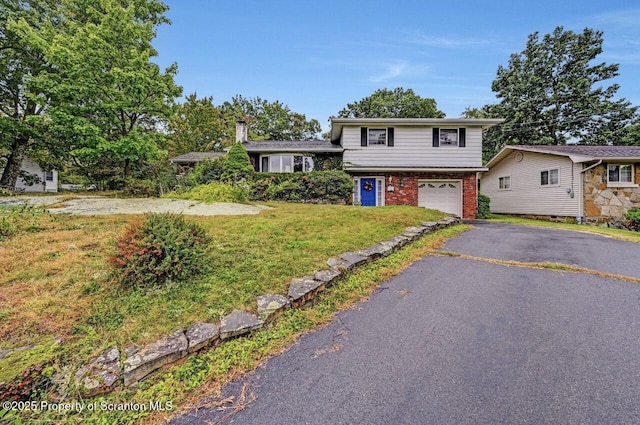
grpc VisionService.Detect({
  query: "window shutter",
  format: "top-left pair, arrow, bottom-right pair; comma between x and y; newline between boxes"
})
387,127 -> 394,147
361,127 -> 368,147
459,128 -> 466,147
432,128 -> 440,147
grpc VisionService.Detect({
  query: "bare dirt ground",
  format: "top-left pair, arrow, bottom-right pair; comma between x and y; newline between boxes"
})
0,195 -> 269,216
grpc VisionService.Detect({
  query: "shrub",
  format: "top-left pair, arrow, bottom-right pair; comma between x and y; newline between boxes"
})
110,213 -> 212,288
221,143 -> 253,183
186,157 -> 226,186
164,181 -> 249,204
625,208 -> 640,232
250,170 -> 353,203
477,193 -> 491,219
123,179 -> 156,197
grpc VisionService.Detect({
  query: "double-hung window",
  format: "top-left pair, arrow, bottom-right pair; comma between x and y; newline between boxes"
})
498,176 -> 511,190
431,128 -> 466,147
360,127 -> 395,147
541,169 -> 559,186
607,164 -> 634,185
439,129 -> 459,146
368,129 -> 387,145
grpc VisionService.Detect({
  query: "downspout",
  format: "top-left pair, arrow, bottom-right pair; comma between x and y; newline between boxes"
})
578,160 -> 603,223
581,159 -> 603,175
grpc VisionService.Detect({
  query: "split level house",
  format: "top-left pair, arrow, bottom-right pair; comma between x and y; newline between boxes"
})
330,118 -> 503,219
170,118 -> 504,219
481,145 -> 640,222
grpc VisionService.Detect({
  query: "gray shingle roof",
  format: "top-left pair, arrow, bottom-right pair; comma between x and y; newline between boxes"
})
517,145 -> 640,158
169,151 -> 225,164
241,140 -> 343,153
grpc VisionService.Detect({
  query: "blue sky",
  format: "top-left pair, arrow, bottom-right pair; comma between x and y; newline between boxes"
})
154,1 -> 640,132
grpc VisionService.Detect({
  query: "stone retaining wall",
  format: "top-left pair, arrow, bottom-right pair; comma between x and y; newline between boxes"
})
72,217 -> 461,397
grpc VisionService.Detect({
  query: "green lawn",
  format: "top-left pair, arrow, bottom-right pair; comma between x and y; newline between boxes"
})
0,202 -> 446,385
3,212 -> 466,425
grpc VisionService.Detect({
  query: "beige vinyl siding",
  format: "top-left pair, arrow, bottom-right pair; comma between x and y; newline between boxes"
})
342,126 -> 483,169
482,151 -> 580,216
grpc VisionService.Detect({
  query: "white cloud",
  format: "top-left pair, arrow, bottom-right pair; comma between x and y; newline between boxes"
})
594,9 -> 640,29
400,31 -> 494,49
369,62 -> 409,83
367,61 -> 432,84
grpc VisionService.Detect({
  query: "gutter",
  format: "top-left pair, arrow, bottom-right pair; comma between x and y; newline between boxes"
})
344,167 -> 488,172
580,159 -> 603,174
577,159 -> 603,222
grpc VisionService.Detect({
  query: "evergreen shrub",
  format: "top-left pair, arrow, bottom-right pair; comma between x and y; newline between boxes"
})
110,213 -> 212,288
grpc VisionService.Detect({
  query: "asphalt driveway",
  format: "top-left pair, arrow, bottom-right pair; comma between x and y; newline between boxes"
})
445,221 -> 640,278
171,222 -> 640,425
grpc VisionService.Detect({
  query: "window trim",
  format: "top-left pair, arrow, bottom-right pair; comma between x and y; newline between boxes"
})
438,128 -> 459,147
498,175 -> 511,191
540,168 -> 560,187
361,127 -> 394,147
432,127 -> 466,148
607,163 -> 637,187
259,154 -> 314,173
368,128 -> 388,146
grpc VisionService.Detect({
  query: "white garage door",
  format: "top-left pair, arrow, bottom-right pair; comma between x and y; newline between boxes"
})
418,180 -> 461,216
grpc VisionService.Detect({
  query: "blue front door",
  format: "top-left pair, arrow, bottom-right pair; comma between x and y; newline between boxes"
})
360,178 -> 377,206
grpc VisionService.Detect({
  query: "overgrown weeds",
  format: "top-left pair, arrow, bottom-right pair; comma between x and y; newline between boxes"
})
0,203 -> 56,241
0,204 -> 446,386
13,225 -> 466,424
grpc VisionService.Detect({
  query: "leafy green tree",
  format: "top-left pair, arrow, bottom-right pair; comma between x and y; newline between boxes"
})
221,143 -> 253,183
17,0 -> 181,189
0,0 -> 59,188
491,26 -> 638,146
167,93 -> 226,156
337,88 -> 445,118
619,125 -> 640,146
462,104 -> 508,163
220,95 -> 321,141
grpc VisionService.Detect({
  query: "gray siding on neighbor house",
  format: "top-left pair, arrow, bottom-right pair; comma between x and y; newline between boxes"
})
341,125 -> 483,169
482,151 -> 581,217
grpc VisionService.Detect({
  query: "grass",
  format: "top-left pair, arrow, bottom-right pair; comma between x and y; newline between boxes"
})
8,223 -> 467,424
0,202 -> 446,385
436,250 -> 640,284
487,214 -> 640,244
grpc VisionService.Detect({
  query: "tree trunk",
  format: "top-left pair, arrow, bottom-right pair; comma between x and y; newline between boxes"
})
123,158 -> 131,185
0,139 -> 28,188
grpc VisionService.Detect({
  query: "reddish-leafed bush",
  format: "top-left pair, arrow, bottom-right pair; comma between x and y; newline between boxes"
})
110,213 -> 212,288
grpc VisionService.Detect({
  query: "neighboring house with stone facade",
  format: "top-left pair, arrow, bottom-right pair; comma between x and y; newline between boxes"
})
330,118 -> 504,219
482,145 -> 640,222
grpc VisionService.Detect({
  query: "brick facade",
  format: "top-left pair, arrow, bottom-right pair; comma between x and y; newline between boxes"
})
358,172 -> 478,219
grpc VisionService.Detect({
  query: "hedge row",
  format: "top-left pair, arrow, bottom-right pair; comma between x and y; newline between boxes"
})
250,170 -> 353,203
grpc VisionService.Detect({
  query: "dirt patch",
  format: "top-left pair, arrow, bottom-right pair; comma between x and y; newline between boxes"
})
0,195 -> 269,216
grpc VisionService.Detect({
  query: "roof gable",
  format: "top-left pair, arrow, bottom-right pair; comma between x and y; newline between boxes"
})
487,145 -> 640,168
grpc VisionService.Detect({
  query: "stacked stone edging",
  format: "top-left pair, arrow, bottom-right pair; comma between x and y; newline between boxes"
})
72,216 -> 461,395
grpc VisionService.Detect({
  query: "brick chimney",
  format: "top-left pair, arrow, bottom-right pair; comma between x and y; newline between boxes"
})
235,120 -> 248,143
